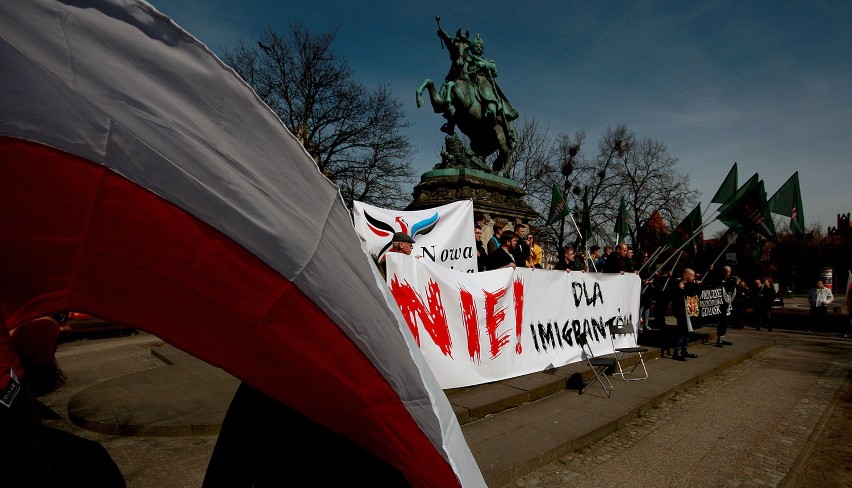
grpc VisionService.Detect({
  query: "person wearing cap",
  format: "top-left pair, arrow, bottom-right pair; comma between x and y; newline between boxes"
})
375,232 -> 415,279
389,232 -> 415,256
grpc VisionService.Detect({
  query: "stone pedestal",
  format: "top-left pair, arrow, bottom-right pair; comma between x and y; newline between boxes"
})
406,168 -> 538,225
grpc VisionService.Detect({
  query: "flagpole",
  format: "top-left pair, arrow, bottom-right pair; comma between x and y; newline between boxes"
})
567,210 -> 583,243
639,245 -> 666,274
701,233 -> 737,278
652,215 -> 719,273
653,249 -> 685,297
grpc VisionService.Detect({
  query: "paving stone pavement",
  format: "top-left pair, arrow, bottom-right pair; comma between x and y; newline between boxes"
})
510,332 -> 851,488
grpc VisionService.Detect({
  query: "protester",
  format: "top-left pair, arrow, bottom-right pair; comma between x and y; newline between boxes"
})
669,268 -> 700,361
525,234 -> 543,269
750,279 -> 763,328
485,230 -> 519,270
756,277 -> 777,331
376,232 -> 415,279
586,245 -> 602,272
390,232 -> 414,256
575,248 -> 588,271
474,212 -> 486,229
554,245 -> 584,272
475,225 -> 488,272
652,270 -> 673,330
603,243 -> 636,274
731,276 -> 750,329
1,314 -> 126,487
808,279 -> 834,319
710,265 -> 736,347
487,220 -> 505,255
512,224 -> 531,268
598,245 -> 612,270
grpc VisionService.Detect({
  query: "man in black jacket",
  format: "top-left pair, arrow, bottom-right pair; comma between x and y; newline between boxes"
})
511,224 -> 531,268
486,231 -> 519,270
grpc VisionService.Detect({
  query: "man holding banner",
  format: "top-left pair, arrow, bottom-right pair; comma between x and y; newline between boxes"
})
352,200 -> 477,273
485,231 -> 519,270
670,268 -> 700,361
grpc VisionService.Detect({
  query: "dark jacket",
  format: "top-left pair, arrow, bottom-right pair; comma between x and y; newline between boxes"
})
603,253 -> 633,273
670,279 -> 701,332
476,240 -> 487,272
485,247 -> 515,270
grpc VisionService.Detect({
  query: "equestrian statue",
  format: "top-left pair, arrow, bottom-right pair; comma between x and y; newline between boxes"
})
416,17 -> 519,177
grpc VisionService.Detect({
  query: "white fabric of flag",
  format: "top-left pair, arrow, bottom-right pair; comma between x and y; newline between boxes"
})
0,1 -> 484,486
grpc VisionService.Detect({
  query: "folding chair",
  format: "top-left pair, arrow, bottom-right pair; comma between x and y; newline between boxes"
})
608,322 -> 649,381
577,330 -> 616,397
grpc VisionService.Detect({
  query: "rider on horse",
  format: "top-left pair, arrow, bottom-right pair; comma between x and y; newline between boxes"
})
417,20 -> 519,176
436,28 -> 517,137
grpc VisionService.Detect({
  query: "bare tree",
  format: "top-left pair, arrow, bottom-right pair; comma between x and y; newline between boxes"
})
222,23 -> 415,209
508,118 -> 557,209
598,126 -> 697,252
513,123 -> 698,258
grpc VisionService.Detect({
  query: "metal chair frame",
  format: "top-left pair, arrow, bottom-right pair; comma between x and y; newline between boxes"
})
608,322 -> 649,381
577,330 -> 616,397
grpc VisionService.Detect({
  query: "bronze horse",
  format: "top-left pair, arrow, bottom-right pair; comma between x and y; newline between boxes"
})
417,76 -> 516,175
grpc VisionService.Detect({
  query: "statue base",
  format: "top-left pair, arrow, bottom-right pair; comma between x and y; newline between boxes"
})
406,168 -> 538,225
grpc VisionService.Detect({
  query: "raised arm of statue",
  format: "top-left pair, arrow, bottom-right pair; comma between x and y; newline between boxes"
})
437,26 -> 452,46
438,28 -> 472,82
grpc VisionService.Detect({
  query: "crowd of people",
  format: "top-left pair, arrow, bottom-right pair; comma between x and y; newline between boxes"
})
473,218 -> 644,275
395,217 -> 846,351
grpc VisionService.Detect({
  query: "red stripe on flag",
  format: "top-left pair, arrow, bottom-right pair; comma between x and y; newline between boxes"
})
0,137 -> 460,487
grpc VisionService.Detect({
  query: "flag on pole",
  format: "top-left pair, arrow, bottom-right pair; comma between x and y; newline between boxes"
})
664,204 -> 703,250
711,162 -> 738,204
614,196 -> 629,242
547,184 -> 571,225
716,173 -> 759,215
736,230 -> 764,262
717,179 -> 778,243
0,2 -> 483,486
768,172 -> 805,237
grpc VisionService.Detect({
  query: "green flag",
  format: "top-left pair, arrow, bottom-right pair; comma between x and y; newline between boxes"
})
767,172 -> 805,237
546,184 -> 570,225
664,204 -> 703,249
734,230 -> 762,262
711,162 -> 738,204
614,196 -> 628,240
717,179 -> 778,243
716,173 -> 759,215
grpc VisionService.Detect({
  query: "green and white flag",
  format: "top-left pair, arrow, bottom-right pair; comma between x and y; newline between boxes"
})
546,184 -> 570,225
768,172 -> 805,237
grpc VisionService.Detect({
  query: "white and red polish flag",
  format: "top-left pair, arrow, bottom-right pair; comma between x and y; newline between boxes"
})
0,1 -> 484,486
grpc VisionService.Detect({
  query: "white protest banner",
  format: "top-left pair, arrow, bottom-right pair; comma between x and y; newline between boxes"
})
353,200 -> 476,273
386,254 -> 641,388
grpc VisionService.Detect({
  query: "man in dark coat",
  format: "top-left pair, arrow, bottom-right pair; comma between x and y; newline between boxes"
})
669,268 -> 701,361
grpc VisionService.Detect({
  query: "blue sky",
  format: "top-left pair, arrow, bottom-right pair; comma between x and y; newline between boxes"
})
151,0 -> 851,234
